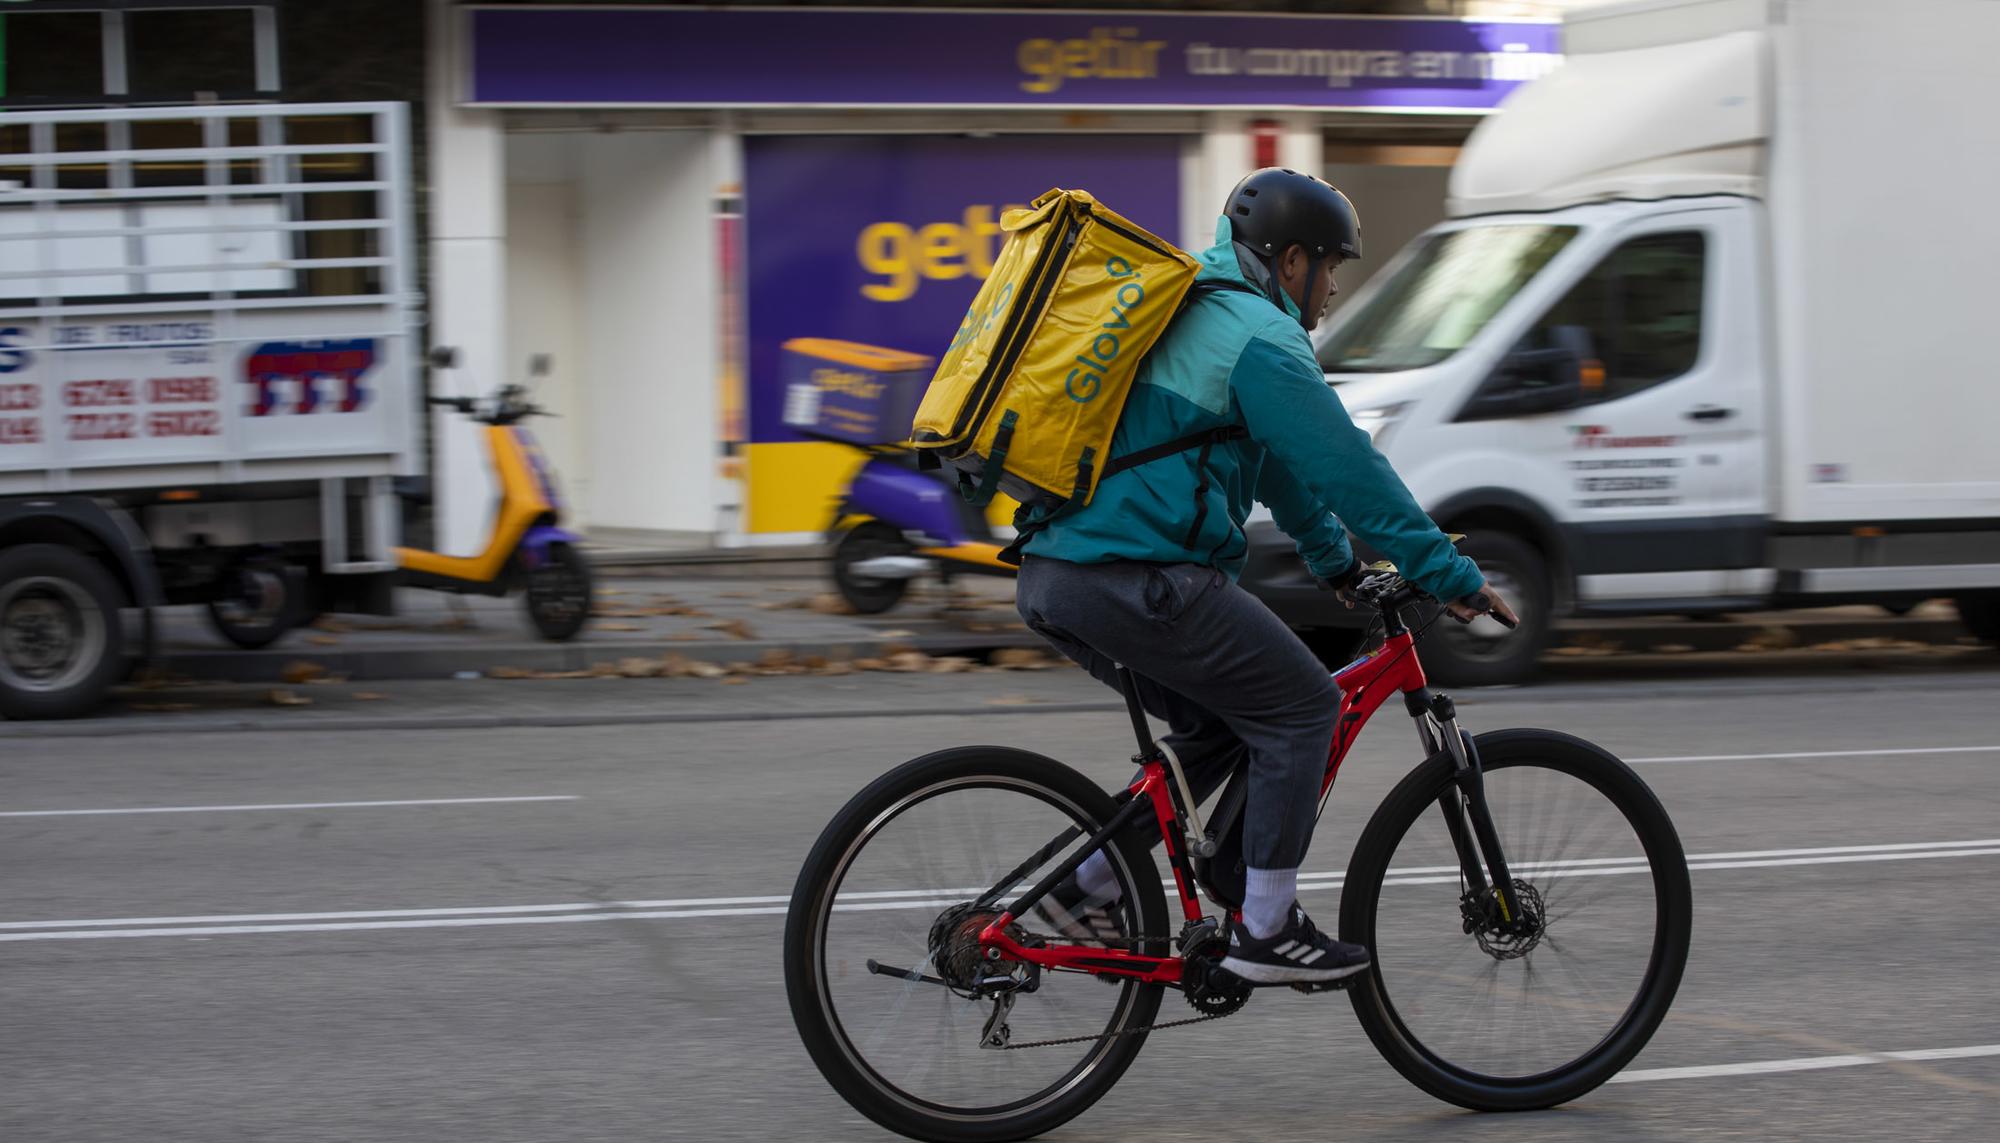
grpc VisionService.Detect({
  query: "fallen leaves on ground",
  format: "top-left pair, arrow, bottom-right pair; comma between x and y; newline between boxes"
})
1733,626 -> 1798,653
306,635 -> 342,647
267,689 -> 312,707
130,702 -> 197,713
592,595 -> 710,619
1550,634 -> 1621,658
707,618 -> 758,641
351,692 -> 389,701
280,660 -> 327,684
594,622 -> 643,632
990,648 -> 1055,670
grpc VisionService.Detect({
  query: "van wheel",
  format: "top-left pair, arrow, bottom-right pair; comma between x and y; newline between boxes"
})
0,544 -> 130,720
1955,593 -> 2000,645
1420,531 -> 1553,688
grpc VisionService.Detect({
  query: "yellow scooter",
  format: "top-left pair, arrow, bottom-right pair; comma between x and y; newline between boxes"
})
395,350 -> 593,640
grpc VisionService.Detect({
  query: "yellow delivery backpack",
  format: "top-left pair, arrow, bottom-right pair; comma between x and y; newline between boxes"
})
909,189 -> 1218,552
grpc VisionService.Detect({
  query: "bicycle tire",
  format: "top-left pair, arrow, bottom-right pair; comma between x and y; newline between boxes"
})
784,746 -> 1171,1142
1340,728 -> 1692,1111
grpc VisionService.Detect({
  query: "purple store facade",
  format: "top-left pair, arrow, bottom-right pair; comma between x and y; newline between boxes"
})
424,1 -> 1560,548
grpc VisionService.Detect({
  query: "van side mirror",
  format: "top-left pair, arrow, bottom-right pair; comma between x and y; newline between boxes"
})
1458,344 -> 1586,421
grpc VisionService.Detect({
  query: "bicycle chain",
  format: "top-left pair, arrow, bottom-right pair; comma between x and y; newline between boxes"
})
993,928 -> 1242,1050
998,1007 -> 1235,1049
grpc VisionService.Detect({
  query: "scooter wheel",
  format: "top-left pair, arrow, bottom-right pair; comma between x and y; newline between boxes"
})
831,521 -> 911,615
525,542 -> 593,641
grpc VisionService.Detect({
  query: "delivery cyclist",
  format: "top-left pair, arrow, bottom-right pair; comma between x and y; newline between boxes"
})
1016,167 -> 1518,985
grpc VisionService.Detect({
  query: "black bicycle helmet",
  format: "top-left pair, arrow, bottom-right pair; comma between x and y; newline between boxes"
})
1225,167 -> 1362,262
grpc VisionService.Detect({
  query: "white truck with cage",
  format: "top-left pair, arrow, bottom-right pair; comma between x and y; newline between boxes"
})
1244,0 -> 2000,685
0,102 -> 419,718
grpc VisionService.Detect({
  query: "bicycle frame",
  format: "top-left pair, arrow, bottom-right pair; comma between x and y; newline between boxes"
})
976,613 -> 1501,986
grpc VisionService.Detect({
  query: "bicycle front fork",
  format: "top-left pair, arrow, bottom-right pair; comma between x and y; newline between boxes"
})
1408,690 -> 1530,932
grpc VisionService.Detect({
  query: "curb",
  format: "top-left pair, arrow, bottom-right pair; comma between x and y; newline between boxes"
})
155,629 -> 1045,683
1554,615 -> 1968,655
584,544 -> 828,577
0,700 -> 1130,740
143,614 -> 1981,686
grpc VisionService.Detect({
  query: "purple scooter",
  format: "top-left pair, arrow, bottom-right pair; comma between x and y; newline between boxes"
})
828,445 -> 1015,614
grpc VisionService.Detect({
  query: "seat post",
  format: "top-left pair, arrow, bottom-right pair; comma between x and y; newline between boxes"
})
1114,664 -> 1157,757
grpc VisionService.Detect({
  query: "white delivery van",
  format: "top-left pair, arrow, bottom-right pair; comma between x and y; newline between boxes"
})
0,103 -> 420,717
1246,0 -> 2000,685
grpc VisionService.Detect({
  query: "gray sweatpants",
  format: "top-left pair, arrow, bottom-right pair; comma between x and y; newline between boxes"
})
1014,556 -> 1338,871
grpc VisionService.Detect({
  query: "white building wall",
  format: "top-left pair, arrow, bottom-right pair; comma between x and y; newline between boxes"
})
425,0 -> 505,556
504,134 -> 590,528
576,131 -> 718,536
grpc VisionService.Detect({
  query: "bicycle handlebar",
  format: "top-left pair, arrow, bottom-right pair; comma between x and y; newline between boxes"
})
1350,567 -> 1518,630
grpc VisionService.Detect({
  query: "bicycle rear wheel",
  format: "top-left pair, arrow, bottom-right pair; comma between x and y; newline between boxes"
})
784,746 -> 1170,1143
1340,729 -> 1692,1110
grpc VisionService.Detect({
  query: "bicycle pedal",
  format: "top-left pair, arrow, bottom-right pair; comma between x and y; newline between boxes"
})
1287,978 -> 1356,995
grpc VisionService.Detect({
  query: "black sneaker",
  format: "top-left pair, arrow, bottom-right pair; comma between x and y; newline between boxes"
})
1220,904 -> 1370,985
1032,875 -> 1124,943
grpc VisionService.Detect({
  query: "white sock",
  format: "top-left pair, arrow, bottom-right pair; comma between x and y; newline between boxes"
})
1075,851 -> 1121,900
1242,867 -> 1299,940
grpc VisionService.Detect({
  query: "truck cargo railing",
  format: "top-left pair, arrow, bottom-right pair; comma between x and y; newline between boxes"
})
0,102 -> 420,573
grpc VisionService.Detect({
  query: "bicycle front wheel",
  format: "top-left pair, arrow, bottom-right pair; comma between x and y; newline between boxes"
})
784,746 -> 1169,1143
1341,729 -> 1692,1110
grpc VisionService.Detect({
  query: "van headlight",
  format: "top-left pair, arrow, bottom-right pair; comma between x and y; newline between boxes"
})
1350,402 -> 1409,446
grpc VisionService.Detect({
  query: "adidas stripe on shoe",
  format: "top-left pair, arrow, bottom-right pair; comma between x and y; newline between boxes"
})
1032,875 -> 1124,943
1220,904 -> 1370,985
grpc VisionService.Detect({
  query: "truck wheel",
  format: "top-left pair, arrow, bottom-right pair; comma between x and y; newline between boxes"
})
525,542 -> 593,641
1954,593 -> 2000,645
0,544 -> 131,720
831,521 -> 912,615
1420,531 -> 1553,688
206,563 -> 298,649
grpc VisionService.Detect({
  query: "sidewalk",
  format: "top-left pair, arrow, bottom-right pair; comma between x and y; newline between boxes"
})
145,561 -> 1983,686
153,574 -> 1035,685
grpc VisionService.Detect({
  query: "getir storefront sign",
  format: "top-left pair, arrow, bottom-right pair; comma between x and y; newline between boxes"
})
741,135 -> 1180,533
469,6 -> 1559,110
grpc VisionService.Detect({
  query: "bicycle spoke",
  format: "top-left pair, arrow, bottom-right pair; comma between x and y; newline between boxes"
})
1366,752 -> 1663,1080
813,778 -> 1153,1113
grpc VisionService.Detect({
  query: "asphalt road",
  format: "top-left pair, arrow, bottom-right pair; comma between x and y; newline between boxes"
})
5,665 -> 1999,1142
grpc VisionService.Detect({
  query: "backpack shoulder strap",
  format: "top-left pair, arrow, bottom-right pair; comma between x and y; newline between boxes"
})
1101,425 -> 1247,478
1178,278 -> 1266,312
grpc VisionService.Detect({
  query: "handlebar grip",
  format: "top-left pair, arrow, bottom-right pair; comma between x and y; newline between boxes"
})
1462,591 -> 1520,629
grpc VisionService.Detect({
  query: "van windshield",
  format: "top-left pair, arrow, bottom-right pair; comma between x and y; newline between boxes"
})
1318,224 -> 1579,374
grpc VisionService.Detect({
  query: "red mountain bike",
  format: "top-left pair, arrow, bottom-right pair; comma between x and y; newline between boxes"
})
785,568 -> 1693,1142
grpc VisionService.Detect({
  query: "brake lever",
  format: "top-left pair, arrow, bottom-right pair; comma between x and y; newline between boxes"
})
1451,592 -> 1520,629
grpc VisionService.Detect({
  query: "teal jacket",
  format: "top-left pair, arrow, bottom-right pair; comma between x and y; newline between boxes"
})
1020,217 -> 1484,604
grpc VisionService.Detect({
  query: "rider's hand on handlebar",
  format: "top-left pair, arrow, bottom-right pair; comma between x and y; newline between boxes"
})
1314,558 -> 1367,609
1446,582 -> 1520,628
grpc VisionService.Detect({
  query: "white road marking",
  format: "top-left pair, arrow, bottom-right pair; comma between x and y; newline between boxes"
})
1292,838 -> 2000,888
0,796 -> 580,818
1610,1043 -> 2000,1084
6,837 -> 2000,942
1629,744 -> 2000,765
